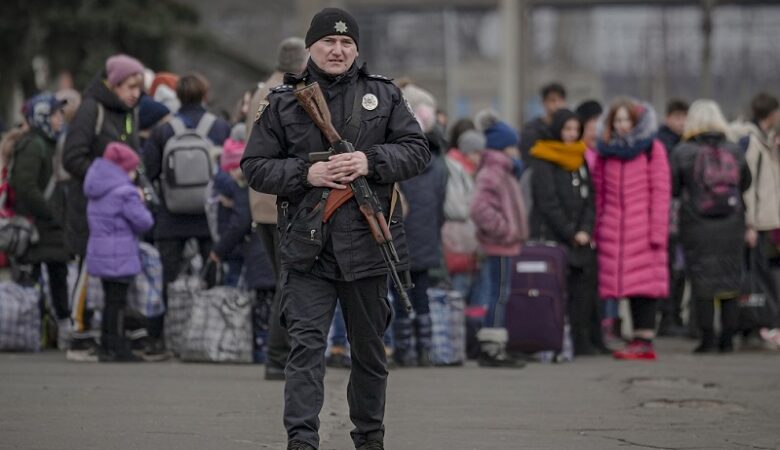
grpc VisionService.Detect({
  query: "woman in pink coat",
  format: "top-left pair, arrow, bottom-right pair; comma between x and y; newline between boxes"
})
593,98 -> 670,361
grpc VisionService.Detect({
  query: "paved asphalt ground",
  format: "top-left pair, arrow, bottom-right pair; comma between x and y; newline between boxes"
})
1,338 -> 779,450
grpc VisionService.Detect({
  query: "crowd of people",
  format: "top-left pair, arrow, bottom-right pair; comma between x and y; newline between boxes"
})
3,37 -> 780,369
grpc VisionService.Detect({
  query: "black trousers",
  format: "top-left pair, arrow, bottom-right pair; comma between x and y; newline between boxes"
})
662,238 -> 687,322
568,263 -> 602,347
696,294 -> 738,336
32,262 -> 70,320
147,237 -> 212,338
257,223 -> 289,369
629,296 -> 658,331
101,278 -> 130,342
281,270 -> 391,449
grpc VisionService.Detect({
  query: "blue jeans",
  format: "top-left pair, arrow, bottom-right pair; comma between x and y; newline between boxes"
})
478,256 -> 512,328
223,257 -> 243,287
450,272 -> 475,305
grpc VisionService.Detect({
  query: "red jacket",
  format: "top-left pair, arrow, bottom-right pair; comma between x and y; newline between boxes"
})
593,139 -> 670,299
470,151 -> 528,257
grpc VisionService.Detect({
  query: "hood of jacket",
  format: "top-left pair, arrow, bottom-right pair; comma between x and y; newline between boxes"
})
84,158 -> 132,199
83,71 -> 132,113
479,149 -> 514,174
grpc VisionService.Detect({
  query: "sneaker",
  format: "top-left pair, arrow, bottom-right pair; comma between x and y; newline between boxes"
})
138,337 -> 170,362
613,340 -> 657,361
287,439 -> 316,450
66,336 -> 99,362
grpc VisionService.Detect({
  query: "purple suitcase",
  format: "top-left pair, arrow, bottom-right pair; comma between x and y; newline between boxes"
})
505,241 -> 568,354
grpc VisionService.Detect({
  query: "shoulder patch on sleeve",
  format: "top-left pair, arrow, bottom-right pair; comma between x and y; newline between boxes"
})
254,101 -> 268,122
366,73 -> 394,83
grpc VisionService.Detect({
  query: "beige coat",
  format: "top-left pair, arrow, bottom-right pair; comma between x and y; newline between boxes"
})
743,123 -> 780,231
246,71 -> 286,225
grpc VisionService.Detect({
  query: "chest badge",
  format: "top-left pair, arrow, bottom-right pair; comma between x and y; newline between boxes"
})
362,93 -> 379,111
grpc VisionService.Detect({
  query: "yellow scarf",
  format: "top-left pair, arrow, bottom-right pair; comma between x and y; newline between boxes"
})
530,140 -> 587,172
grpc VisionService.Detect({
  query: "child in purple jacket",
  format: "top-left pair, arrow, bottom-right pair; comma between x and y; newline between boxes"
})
84,142 -> 154,362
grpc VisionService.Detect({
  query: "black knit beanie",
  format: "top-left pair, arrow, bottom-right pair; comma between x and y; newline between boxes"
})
305,8 -> 360,49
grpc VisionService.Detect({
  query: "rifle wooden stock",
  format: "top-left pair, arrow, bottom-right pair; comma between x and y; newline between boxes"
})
294,83 -> 341,144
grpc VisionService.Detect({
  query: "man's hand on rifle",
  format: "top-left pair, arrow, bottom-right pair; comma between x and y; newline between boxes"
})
306,151 -> 369,188
307,161 -> 348,189
329,152 -> 369,184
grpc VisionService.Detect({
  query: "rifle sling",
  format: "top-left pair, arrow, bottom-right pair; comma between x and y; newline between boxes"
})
319,77 -> 361,221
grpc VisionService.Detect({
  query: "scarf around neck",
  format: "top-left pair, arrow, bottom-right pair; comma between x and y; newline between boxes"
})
530,140 -> 587,171
596,137 -> 653,161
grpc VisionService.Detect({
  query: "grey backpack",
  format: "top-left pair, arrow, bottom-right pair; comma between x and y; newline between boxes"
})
161,114 -> 216,215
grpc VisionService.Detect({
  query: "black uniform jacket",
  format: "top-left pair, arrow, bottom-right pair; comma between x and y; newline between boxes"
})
241,60 -> 430,281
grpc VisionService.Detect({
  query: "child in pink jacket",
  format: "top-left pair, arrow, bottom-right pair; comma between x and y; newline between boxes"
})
469,115 -> 528,368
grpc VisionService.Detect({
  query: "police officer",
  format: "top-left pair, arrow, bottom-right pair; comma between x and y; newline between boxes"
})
241,8 -> 430,450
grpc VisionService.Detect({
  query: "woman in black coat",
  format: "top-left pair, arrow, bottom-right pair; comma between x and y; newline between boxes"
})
671,100 -> 751,353
529,109 -> 607,356
10,94 -> 71,332
392,129 -> 448,366
62,54 -> 144,357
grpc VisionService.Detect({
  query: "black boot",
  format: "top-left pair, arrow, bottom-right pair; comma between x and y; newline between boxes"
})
477,328 -> 525,368
693,329 -> 717,354
287,439 -> 315,450
719,329 -> 735,353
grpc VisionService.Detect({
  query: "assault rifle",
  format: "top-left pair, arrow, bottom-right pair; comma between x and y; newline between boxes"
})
294,82 -> 413,313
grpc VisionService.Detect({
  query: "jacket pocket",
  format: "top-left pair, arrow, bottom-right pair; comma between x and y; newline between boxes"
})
279,189 -> 328,272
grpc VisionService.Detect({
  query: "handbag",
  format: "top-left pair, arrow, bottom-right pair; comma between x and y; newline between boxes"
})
739,247 -> 780,330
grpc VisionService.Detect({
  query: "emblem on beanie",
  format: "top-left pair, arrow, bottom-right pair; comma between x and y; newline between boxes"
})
362,94 -> 378,111
334,21 -> 348,33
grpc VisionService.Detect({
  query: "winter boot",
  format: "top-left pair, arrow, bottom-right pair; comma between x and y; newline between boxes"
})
414,314 -> 433,367
286,439 -> 316,450
392,316 -> 417,367
476,328 -> 525,368
719,329 -> 735,353
693,329 -> 717,354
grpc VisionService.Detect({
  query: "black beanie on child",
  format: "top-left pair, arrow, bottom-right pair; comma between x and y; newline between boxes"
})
305,8 -> 360,49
